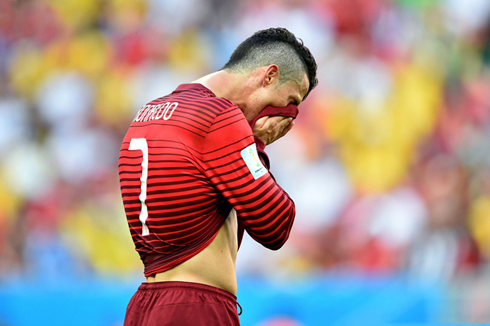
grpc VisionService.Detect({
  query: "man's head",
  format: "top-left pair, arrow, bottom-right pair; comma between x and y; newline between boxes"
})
221,28 -> 318,121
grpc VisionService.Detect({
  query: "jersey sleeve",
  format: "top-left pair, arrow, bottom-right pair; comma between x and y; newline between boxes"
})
201,105 -> 296,250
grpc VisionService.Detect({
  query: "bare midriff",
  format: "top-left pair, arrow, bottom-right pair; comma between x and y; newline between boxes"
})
145,209 -> 238,295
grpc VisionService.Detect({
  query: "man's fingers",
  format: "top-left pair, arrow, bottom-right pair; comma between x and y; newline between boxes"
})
258,116 -> 285,131
268,116 -> 290,131
277,117 -> 292,130
254,116 -> 269,129
253,116 -> 294,145
272,118 -> 293,143
278,118 -> 294,139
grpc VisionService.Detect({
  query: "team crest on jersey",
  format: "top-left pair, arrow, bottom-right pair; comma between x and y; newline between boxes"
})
241,144 -> 267,180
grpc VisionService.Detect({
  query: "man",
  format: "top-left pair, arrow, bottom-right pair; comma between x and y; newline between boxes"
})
118,27 -> 318,325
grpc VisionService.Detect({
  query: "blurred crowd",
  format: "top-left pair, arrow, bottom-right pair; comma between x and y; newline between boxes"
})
1,0 -> 490,293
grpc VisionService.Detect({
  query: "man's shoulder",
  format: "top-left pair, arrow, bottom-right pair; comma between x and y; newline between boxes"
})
196,96 -> 239,116
163,86 -> 239,118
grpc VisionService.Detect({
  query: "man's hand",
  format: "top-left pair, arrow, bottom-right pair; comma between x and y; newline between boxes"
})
253,116 -> 294,146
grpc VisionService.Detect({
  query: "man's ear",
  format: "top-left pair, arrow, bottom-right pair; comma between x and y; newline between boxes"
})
262,65 -> 279,87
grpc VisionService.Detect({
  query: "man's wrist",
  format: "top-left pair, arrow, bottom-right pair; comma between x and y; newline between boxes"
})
254,136 -> 270,170
254,136 -> 266,152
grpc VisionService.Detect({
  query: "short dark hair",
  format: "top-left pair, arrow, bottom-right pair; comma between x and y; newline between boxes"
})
222,27 -> 318,100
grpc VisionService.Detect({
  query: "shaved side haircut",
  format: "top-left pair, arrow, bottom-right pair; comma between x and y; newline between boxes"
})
222,28 -> 318,100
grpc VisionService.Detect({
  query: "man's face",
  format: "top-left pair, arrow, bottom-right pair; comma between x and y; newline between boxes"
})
244,71 -> 309,122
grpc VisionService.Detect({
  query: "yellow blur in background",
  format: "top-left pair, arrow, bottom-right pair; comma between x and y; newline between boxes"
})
1,0 -> 490,324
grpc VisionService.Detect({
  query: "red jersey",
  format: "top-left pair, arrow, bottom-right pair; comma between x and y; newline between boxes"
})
118,84 -> 295,277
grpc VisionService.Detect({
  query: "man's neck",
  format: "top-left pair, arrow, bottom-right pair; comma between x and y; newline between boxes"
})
193,70 -> 253,112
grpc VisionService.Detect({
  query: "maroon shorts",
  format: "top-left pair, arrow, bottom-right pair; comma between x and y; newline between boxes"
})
123,281 -> 241,326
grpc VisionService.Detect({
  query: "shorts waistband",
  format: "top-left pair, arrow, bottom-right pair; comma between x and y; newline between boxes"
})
138,281 -> 237,302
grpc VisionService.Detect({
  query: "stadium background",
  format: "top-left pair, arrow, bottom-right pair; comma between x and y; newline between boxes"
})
1,0 -> 490,325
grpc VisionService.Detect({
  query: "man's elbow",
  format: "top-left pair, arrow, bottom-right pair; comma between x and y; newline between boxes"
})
262,229 -> 292,251
266,238 -> 288,251
267,205 -> 295,250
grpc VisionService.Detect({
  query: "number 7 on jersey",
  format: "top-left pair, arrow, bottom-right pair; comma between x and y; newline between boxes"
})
129,138 -> 150,236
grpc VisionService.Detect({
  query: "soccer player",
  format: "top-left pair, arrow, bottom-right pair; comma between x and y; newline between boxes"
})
118,27 -> 318,325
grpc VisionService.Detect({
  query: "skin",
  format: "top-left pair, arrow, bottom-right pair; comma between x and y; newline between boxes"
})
195,65 -> 309,145
145,65 -> 309,295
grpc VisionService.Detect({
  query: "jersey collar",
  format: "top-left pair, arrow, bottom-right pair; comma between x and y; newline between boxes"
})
173,83 -> 217,97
